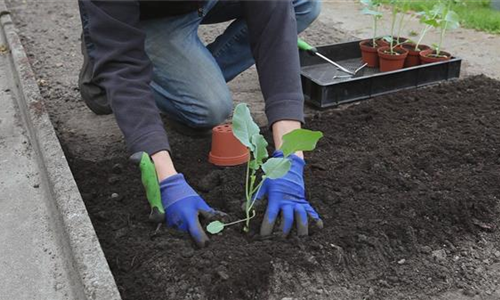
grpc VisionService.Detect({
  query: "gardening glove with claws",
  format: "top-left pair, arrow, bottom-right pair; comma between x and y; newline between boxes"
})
160,174 -> 221,248
256,151 -> 324,236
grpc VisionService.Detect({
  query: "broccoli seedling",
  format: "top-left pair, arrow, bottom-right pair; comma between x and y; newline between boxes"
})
410,0 -> 460,54
429,0 -> 460,56
207,103 -> 323,234
360,0 -> 383,47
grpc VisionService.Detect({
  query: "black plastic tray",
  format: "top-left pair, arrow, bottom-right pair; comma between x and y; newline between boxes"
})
300,40 -> 462,108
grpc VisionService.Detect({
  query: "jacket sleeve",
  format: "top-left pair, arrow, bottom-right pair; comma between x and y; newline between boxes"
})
242,0 -> 305,127
79,0 -> 170,155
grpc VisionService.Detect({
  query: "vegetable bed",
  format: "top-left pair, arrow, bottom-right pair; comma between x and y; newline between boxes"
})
68,76 -> 500,300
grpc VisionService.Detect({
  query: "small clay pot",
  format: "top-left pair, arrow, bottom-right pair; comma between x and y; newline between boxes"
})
359,40 -> 380,68
209,123 -> 249,167
377,46 -> 409,72
419,49 -> 452,64
402,43 -> 431,67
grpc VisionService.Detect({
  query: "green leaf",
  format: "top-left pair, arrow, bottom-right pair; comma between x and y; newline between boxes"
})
431,3 -> 446,16
444,11 -> 460,29
262,158 -> 291,180
383,36 -> 393,43
207,221 -> 225,234
250,134 -> 268,169
361,7 -> 382,16
279,129 -> 324,158
232,103 -> 260,151
360,0 -> 372,6
422,18 -> 439,27
445,10 -> 459,23
249,160 -> 258,170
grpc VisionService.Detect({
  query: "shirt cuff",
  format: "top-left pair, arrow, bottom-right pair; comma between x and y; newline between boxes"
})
128,130 -> 171,156
265,93 -> 305,128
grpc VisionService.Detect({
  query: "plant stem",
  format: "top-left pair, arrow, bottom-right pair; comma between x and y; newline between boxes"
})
397,13 -> 405,44
244,174 -> 256,232
437,0 -> 452,57
416,2 -> 441,51
437,23 -> 446,56
243,159 -> 251,232
244,159 -> 250,202
373,15 -> 377,47
415,25 -> 430,50
224,210 -> 256,227
372,5 -> 380,48
390,4 -> 398,54
247,179 -> 266,213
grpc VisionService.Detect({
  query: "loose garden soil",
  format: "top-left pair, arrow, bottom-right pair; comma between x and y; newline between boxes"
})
68,76 -> 500,300
7,1 -> 500,299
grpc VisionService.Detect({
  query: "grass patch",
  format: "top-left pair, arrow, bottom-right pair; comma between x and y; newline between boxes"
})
385,0 -> 500,34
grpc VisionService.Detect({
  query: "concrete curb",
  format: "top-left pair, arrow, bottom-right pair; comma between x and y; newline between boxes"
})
0,1 -> 121,299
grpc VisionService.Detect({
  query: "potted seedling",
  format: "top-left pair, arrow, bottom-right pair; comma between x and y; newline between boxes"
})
377,0 -> 409,72
401,7 -> 439,67
394,0 -> 411,44
380,0 -> 412,47
359,0 -> 384,67
420,0 -> 460,64
206,103 -> 323,235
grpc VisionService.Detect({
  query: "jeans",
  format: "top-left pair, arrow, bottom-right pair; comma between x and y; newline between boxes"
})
140,0 -> 321,129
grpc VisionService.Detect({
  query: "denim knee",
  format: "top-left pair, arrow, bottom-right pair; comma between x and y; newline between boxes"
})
152,80 -> 232,129
296,0 -> 322,32
196,90 -> 233,128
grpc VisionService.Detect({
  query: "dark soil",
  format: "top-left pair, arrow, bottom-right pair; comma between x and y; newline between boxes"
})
425,50 -> 452,59
67,76 -> 500,300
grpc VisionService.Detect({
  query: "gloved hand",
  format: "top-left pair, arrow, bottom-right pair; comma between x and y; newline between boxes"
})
160,173 -> 220,248
256,152 -> 323,236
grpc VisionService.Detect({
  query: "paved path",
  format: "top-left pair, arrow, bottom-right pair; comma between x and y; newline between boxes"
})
0,32 -> 76,300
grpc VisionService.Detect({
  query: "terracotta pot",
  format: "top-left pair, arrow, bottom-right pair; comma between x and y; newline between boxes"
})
419,49 -> 452,64
209,123 -> 249,167
359,40 -> 380,68
402,43 -> 431,67
377,46 -> 409,72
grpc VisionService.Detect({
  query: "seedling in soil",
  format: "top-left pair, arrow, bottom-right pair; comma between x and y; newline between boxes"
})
383,0 -> 408,54
207,103 -> 323,234
361,0 -> 383,47
405,4 -> 443,51
395,0 -> 413,44
426,0 -> 460,57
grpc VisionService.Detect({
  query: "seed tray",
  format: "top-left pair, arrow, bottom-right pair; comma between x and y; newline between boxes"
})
300,40 -> 462,108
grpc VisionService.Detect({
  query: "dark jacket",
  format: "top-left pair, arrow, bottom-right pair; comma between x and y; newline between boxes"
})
139,1 -> 203,19
78,0 -> 305,155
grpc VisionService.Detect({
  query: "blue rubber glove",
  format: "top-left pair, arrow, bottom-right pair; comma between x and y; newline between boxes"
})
160,173 -> 220,248
256,152 -> 323,236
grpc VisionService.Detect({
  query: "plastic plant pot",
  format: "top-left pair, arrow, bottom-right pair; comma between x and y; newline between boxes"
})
359,40 -> 380,68
420,49 -> 451,64
377,46 -> 409,72
402,43 -> 431,67
209,123 -> 249,167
